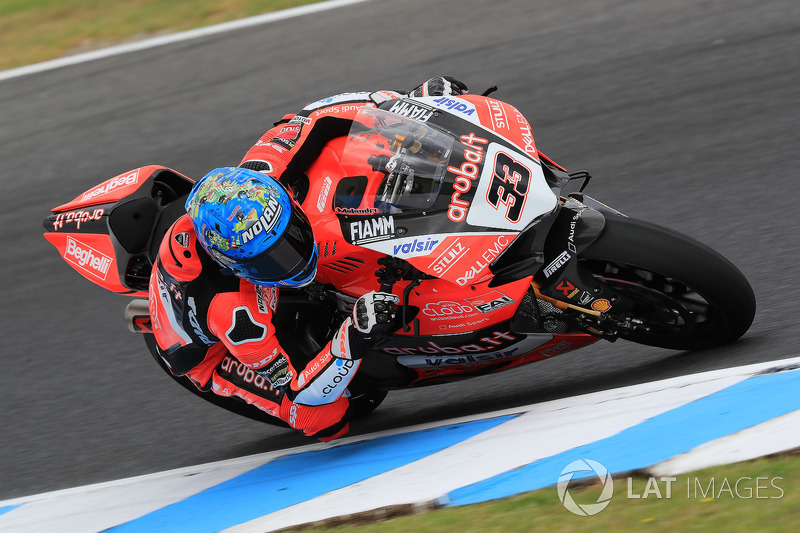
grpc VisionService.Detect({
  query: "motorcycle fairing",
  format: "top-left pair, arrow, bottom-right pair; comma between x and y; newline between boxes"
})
354,103 -> 559,232
400,276 -> 532,336
393,331 -> 554,368
278,98 -> 603,384
464,140 -> 557,231
400,333 -> 599,387
43,166 -> 194,296
354,283 -> 600,386
308,105 -> 559,287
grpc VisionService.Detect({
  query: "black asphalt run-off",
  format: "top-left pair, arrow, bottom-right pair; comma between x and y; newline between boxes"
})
1,0 -> 798,500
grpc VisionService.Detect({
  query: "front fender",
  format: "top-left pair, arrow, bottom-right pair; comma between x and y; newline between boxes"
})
541,197 -> 607,274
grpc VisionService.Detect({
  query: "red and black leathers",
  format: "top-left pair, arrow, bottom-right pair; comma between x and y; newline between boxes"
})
148,90 -> 406,440
149,216 -> 356,440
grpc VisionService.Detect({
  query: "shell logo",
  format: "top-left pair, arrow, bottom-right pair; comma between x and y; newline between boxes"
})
591,299 -> 612,312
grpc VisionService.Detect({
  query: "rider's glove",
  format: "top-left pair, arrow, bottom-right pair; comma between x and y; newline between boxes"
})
330,292 -> 400,360
353,291 -> 400,336
410,76 -> 469,97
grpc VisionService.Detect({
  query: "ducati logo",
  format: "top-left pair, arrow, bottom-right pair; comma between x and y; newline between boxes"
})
174,232 -> 190,248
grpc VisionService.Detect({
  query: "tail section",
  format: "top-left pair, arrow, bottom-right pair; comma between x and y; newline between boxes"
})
43,166 -> 194,296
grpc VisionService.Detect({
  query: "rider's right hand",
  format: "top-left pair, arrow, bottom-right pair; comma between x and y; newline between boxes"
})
410,76 -> 469,97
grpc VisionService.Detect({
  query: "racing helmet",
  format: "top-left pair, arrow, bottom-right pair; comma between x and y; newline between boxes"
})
186,167 -> 318,287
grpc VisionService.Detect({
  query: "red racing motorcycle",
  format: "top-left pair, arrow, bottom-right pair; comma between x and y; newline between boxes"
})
42,93 -> 756,424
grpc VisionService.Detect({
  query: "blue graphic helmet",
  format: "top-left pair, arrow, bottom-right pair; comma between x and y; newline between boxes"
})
186,167 -> 318,287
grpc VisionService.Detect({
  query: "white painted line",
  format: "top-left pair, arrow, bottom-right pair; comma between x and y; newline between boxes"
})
648,409 -> 800,478
0,452 -> 287,533
0,0 -> 374,82
225,371 -> 753,532
2,356 -> 798,532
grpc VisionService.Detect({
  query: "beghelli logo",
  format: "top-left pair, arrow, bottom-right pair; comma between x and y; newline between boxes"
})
557,459 -> 614,516
64,237 -> 112,280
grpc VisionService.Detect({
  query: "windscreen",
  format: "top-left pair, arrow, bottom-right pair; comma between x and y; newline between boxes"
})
340,107 -> 456,215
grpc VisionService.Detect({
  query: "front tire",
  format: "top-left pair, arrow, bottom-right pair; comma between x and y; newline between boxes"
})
579,215 -> 755,350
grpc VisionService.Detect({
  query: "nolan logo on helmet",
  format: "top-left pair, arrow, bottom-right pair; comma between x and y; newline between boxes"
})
240,197 -> 283,245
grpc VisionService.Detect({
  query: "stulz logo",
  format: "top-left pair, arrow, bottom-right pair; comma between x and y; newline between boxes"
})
64,237 -> 112,280
488,99 -> 508,129
429,239 -> 468,276
349,216 -> 395,244
81,170 -> 140,202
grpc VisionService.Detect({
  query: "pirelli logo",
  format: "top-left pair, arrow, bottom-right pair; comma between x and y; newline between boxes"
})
543,251 -> 571,278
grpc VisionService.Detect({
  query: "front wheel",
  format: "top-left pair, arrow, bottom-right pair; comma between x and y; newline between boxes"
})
578,215 -> 755,350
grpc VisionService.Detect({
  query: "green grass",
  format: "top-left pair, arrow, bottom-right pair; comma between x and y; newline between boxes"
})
0,0 -> 324,71
293,454 -> 800,532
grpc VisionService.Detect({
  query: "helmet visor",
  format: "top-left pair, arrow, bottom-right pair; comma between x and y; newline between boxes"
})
230,204 -> 317,285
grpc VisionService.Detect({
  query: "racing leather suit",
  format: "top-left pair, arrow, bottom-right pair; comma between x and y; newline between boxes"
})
149,215 -> 357,441
149,81 -> 460,440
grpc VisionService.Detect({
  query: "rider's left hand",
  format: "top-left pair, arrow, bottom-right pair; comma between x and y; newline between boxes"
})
352,291 -> 400,337
330,292 -> 401,360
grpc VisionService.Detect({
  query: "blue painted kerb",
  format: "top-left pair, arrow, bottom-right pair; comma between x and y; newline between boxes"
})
444,369 -> 800,506
111,414 -> 517,532
0,504 -> 22,517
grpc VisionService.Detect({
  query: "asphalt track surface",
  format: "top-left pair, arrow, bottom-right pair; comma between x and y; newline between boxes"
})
1,0 -> 798,500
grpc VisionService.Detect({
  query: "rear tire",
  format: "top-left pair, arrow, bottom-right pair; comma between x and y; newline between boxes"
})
579,215 -> 755,350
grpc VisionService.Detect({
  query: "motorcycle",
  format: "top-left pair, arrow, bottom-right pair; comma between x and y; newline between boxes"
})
42,92 -> 756,425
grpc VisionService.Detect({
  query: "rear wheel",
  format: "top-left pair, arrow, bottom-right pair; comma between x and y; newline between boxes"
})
579,216 -> 755,350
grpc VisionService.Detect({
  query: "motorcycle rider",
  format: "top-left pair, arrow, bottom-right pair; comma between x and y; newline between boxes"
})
149,77 -> 468,441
